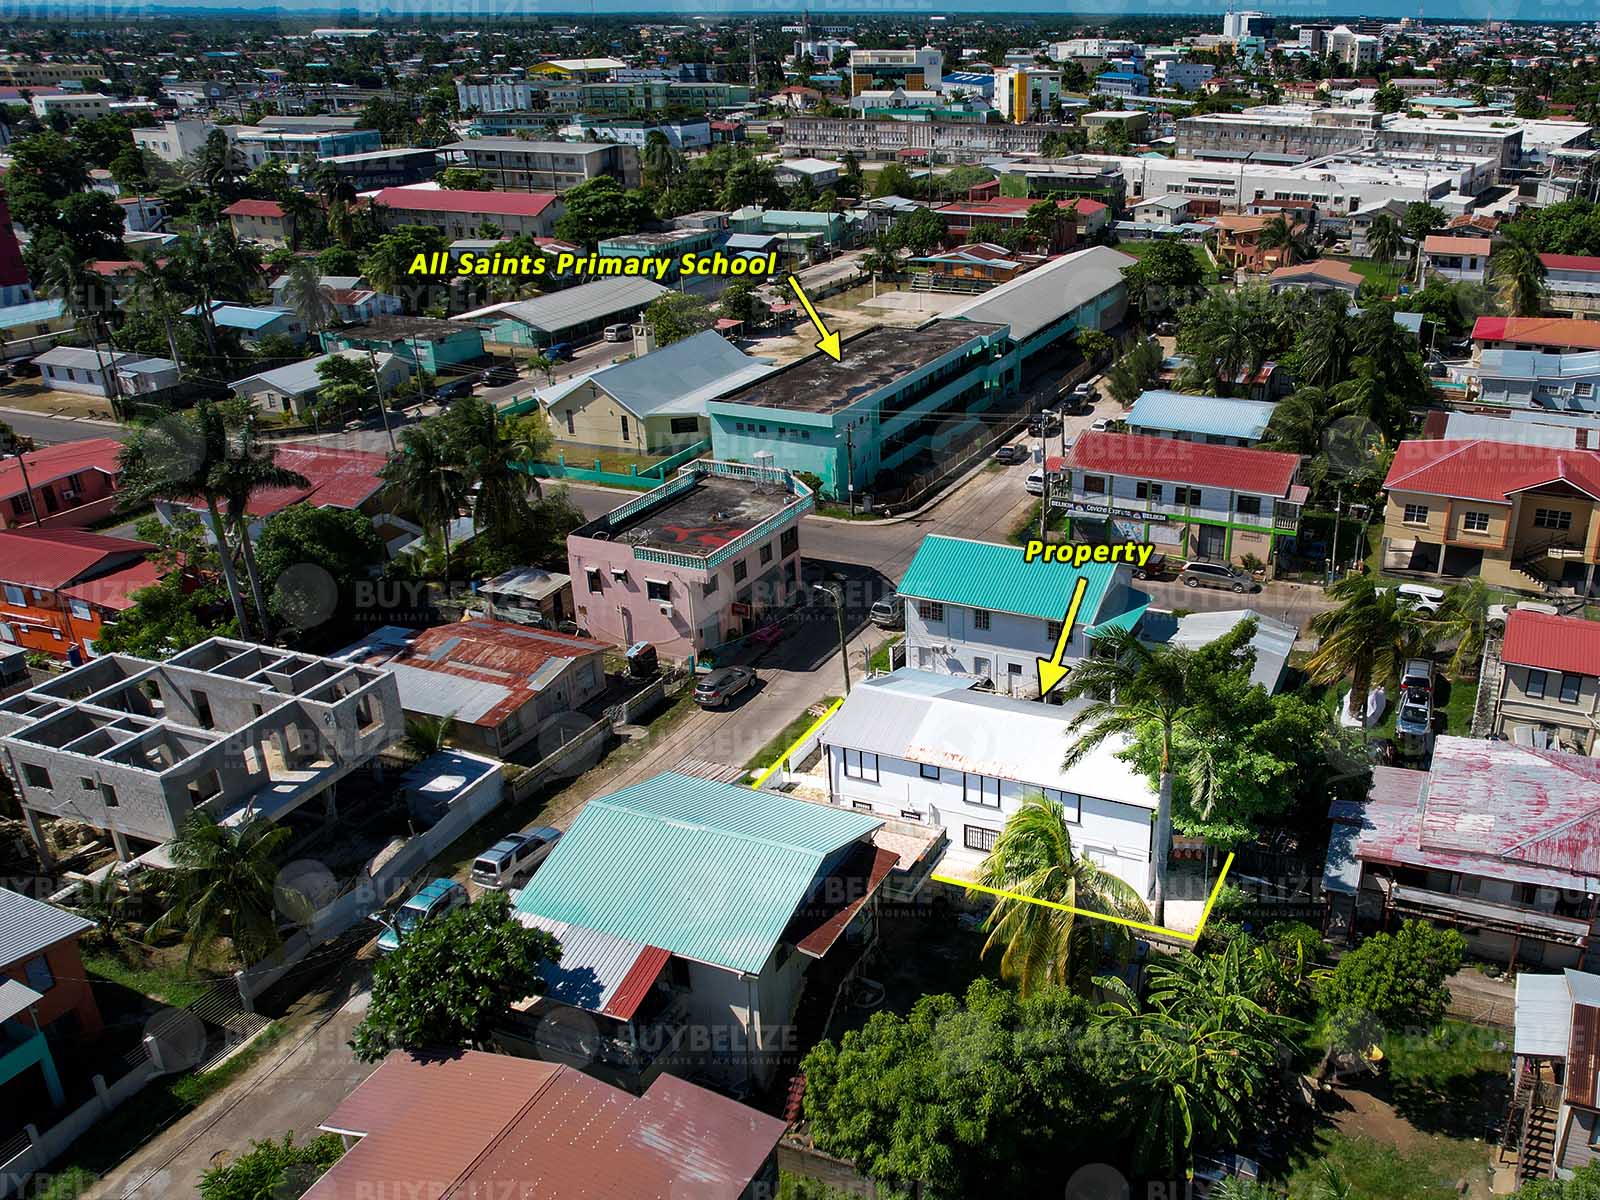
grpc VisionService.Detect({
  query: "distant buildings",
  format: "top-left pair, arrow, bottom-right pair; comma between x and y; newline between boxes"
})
1540,254 -> 1600,320
849,45 -> 942,93
370,186 -> 562,239
438,139 -> 639,192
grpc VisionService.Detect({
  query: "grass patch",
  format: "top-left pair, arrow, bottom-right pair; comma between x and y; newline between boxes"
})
1282,1127 -> 1490,1200
84,953 -> 220,1009
814,501 -> 883,521
868,635 -> 902,674
743,698 -> 842,773
169,1021 -> 288,1106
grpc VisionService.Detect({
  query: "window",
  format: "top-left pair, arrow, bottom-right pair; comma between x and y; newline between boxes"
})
1560,673 -> 1582,704
22,763 -> 50,789
585,568 -> 603,593
669,416 -> 698,434
703,574 -> 718,596
920,763 -> 940,780
964,824 -> 999,852
2,584 -> 22,606
1083,474 -> 1106,494
780,526 -> 799,557
646,579 -> 671,602
620,415 -> 630,441
80,777 -> 94,791
1526,668 -> 1548,700
1046,620 -> 1063,644
759,542 -> 773,565
917,600 -> 944,622
900,809 -> 923,822
1462,511 -> 1490,533
69,599 -> 91,621
1534,508 -> 1573,531
566,411 -> 575,436
1041,787 -> 1081,822
1402,503 -> 1429,525
9,497 -> 28,517
733,560 -> 748,583
1235,495 -> 1261,516
843,749 -> 879,782
972,608 -> 991,631
1174,486 -> 1202,507
852,800 -> 874,812
963,773 -> 1000,807
1136,480 -> 1164,502
22,954 -> 53,992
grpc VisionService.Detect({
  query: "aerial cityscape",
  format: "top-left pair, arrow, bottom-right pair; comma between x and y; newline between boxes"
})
0,8 -> 1596,1200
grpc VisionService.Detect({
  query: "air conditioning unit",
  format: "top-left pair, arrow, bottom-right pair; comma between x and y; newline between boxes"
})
60,490 -> 76,501
658,603 -> 675,618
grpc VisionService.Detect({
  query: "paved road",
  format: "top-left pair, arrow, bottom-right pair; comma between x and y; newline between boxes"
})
0,408 -> 126,446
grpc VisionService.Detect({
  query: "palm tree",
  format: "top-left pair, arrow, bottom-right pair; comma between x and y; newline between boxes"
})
1368,212 -> 1403,293
1292,295 -> 1354,389
1492,225 -> 1548,317
279,257 -> 336,335
402,713 -> 456,758
1057,627 -> 1235,924
972,793 -> 1148,997
1257,214 -> 1313,267
1306,574 -> 1428,723
119,404 -> 254,636
41,249 -> 124,419
1259,386 -> 1327,455
1430,577 -> 1492,678
148,811 -> 292,968
214,399 -> 310,635
380,423 -> 469,582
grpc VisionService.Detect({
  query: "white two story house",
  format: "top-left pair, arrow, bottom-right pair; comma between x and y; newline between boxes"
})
818,669 -> 1159,897
895,534 -> 1152,698
1061,430 -> 1305,565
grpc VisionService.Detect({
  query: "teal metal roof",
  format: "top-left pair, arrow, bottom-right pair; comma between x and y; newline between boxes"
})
511,771 -> 881,975
1085,590 -> 1153,638
896,535 -> 1120,625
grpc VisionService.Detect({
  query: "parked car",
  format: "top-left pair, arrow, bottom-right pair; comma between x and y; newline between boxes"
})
479,363 -> 519,386
376,878 -> 468,954
1025,469 -> 1046,496
1488,600 -> 1559,632
544,342 -> 574,362
1089,417 -> 1111,433
1392,582 -> 1445,615
470,828 -> 562,890
870,595 -> 903,629
1180,561 -> 1259,593
603,323 -> 631,342
1027,411 -> 1061,437
1396,690 -> 1434,742
431,375 -> 475,402
1132,551 -> 1172,581
693,665 -> 756,708
992,444 -> 1028,465
1400,658 -> 1435,697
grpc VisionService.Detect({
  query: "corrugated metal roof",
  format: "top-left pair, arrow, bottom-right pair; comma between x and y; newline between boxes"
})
896,534 -> 1122,624
1514,972 -> 1572,1057
1385,438 -> 1600,504
820,670 -> 1158,810
1502,609 -> 1600,677
938,244 -> 1134,342
458,278 -> 670,334
511,771 -> 881,975
520,915 -> 668,1019
1068,430 -> 1302,496
1127,390 -> 1276,442
0,888 -> 95,967
537,330 -> 774,418
1146,607 -> 1297,694
0,978 -> 45,1024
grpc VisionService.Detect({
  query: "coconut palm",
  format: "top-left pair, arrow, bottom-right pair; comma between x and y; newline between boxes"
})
1368,212 -> 1403,293
402,713 -> 456,758
972,793 -> 1148,997
380,423 -> 469,582
1306,574 -> 1429,723
214,399 -> 311,635
41,249 -> 125,419
278,257 -> 336,335
1259,386 -> 1327,455
1492,224 -> 1548,317
1257,214 -> 1314,267
148,811 -> 292,968
1058,627 -> 1238,924
1429,577 -> 1493,678
1292,294 -> 1355,389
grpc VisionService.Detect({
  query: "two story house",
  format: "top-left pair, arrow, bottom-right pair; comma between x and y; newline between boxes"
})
895,534 -> 1151,698
1323,737 -> 1600,971
1423,234 -> 1492,285
1509,970 -> 1600,1183
1492,609 -> 1600,753
1124,390 -> 1276,447
1379,437 -> 1600,594
1061,431 -> 1305,565
818,669 -> 1160,900
1539,253 -> 1600,320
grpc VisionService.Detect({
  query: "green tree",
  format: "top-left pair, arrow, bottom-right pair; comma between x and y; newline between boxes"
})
1258,213 -> 1314,266
1401,202 -> 1447,248
212,399 -> 312,634
1367,212 -> 1403,292
379,423 -> 469,580
351,891 -> 561,1062
1493,223 -> 1549,317
1514,1163 -> 1600,1199
198,1133 -> 343,1200
1122,240 -> 1205,324
641,292 -> 714,346
870,162 -> 915,199
280,257 -> 336,335
890,206 -> 946,256
435,166 -> 490,190
1431,577 -> 1493,677
1306,574 -> 1428,723
717,280 -> 761,327
149,812 -> 292,968
1319,919 -> 1466,1053
973,793 -> 1148,996
1373,83 -> 1406,113
361,225 -> 449,313
315,245 -> 360,275
252,504 -> 387,633
551,176 -> 654,247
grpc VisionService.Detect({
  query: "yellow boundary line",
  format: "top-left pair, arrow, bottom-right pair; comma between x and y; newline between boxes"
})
750,698 -> 846,789
931,851 -> 1236,944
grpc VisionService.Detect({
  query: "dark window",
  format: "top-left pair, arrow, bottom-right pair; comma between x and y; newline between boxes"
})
1046,620 -> 1063,644
920,763 -> 940,780
964,824 -> 999,852
917,600 -> 944,622
780,526 -> 799,557
1534,508 -> 1573,531
733,560 -> 747,583
1083,474 -> 1106,494
843,749 -> 879,781
1174,486 -> 1202,506
703,574 -> 718,596
1402,503 -> 1429,524
22,763 -> 50,789
972,609 -> 991,631
1560,673 -> 1582,704
1526,669 -> 1548,699
759,542 -> 773,565
620,415 -> 630,442
1235,495 -> 1261,516
23,954 -> 53,992
646,580 -> 671,602
1463,511 -> 1490,533
669,416 -> 699,434
586,568 -> 603,593
1136,480 -> 1163,502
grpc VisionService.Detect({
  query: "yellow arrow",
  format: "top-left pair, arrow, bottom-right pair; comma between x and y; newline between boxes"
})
786,274 -> 842,362
1036,576 -> 1090,699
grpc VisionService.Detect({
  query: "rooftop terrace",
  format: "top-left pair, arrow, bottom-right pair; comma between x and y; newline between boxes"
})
716,322 -> 1005,414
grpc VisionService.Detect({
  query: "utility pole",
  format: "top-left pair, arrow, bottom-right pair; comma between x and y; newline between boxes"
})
366,347 -> 397,453
1039,458 -> 1050,543
749,28 -> 759,90
1330,485 -> 1344,584
0,428 -> 41,527
844,424 -> 856,515
814,584 -> 851,696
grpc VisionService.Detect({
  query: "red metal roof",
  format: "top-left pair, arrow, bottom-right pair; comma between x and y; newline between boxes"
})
603,944 -> 671,1021
1471,315 -> 1600,351
1270,260 -> 1365,286
374,187 -> 557,219
1384,438 -> 1600,504
238,444 -> 388,516
1502,609 -> 1600,677
308,1051 -> 784,1200
59,558 -> 162,612
223,199 -> 285,218
0,437 -> 122,502
1539,253 -> 1600,273
0,529 -> 151,590
1065,430 -> 1301,496
937,197 -> 1084,219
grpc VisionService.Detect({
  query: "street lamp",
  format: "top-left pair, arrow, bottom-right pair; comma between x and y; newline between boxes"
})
812,583 -> 851,696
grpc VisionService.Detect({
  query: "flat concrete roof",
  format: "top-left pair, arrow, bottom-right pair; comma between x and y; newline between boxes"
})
588,475 -> 792,558
715,322 -> 1004,415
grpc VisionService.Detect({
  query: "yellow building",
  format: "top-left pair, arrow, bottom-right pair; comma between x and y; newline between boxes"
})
1380,438 -> 1600,594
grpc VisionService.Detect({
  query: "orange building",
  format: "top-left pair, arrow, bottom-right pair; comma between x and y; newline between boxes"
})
0,529 -> 159,660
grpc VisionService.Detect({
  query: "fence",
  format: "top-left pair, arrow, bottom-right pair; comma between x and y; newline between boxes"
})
0,1058 -> 162,1198
509,717 -> 613,803
234,755 -> 506,1008
522,439 -> 713,489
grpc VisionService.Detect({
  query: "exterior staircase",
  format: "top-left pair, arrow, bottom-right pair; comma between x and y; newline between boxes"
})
1507,1063 -> 1562,1184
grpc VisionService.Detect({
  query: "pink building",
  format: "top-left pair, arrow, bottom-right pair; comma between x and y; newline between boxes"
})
566,460 -> 813,660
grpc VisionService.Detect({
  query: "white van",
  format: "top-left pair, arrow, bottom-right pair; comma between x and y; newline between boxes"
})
603,323 -> 632,342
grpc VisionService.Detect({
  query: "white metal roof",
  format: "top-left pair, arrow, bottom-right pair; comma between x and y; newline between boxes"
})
0,979 -> 44,1025
1514,972 -> 1572,1058
938,245 -> 1136,343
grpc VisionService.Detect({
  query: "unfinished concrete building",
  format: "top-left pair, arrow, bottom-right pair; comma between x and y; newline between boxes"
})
0,638 -> 403,864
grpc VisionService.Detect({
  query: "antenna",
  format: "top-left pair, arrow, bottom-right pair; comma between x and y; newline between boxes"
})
749,28 -> 759,90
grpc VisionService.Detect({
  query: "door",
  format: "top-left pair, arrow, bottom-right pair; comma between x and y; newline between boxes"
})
947,607 -> 966,642
1197,524 -> 1226,561
620,607 -> 634,645
974,657 -> 991,687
